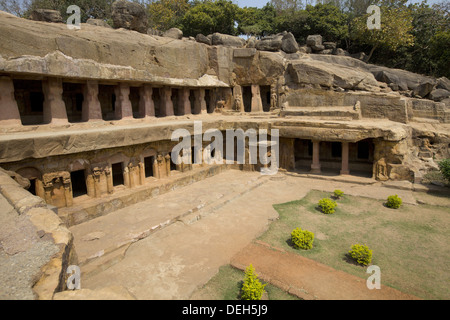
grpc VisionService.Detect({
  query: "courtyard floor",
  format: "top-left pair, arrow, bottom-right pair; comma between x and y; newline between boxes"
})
70,169 -> 448,300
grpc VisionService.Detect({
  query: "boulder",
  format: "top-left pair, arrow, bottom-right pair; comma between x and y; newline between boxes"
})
246,36 -> 257,48
281,32 -> 299,54
29,9 -> 63,23
298,45 -> 312,54
287,59 -> 379,91
111,0 -> 148,33
436,77 -> 450,91
372,70 -> 409,91
306,35 -> 322,47
311,44 -> 325,52
413,81 -> 435,98
86,19 -> 112,28
163,27 -> 183,40
256,34 -> 283,52
323,42 -> 336,50
195,34 -> 211,45
333,48 -> 348,56
429,88 -> 450,101
211,33 -> 245,47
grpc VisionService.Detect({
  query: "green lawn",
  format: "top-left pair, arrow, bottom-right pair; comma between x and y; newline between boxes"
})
257,190 -> 450,300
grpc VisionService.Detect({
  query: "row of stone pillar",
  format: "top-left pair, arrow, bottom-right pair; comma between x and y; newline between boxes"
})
0,76 -> 212,126
310,140 -> 350,175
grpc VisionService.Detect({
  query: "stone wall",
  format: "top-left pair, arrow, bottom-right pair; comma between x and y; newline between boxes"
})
0,168 -> 76,299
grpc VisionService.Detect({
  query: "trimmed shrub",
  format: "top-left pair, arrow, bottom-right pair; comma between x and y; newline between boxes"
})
333,189 -> 344,199
318,198 -> 337,214
438,158 -> 450,182
348,244 -> 372,266
386,194 -> 402,209
291,227 -> 314,250
240,264 -> 266,300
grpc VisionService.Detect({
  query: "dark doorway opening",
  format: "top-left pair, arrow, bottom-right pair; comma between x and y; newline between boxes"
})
357,140 -> 370,160
112,163 -> 124,186
28,179 -> 37,196
70,170 -> 87,198
144,156 -> 154,178
331,142 -> 342,158
242,86 -> 252,112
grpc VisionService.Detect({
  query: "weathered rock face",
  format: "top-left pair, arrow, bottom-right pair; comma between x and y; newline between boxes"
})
86,18 -> 112,28
29,9 -> 63,23
287,58 -> 379,91
281,32 -> 299,54
163,27 -> 183,40
211,33 -> 245,47
196,33 -> 211,45
256,34 -> 283,52
111,0 -> 148,33
429,88 -> 450,101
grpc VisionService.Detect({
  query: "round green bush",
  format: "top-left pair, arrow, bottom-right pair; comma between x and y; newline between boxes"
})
348,244 -> 372,266
438,158 -> 450,182
386,194 -> 402,209
318,198 -> 337,214
240,264 -> 266,300
291,227 -> 314,250
333,189 -> 344,199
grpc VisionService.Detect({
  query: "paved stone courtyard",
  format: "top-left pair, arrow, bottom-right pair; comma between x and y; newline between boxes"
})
71,169 -> 428,299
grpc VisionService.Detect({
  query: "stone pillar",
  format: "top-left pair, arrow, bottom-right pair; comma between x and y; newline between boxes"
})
311,140 -> 321,173
63,175 -> 73,207
233,85 -> 244,112
42,77 -> 69,125
86,172 -> 96,197
139,85 -> 155,118
123,166 -> 130,187
139,161 -> 145,185
105,167 -> 113,194
251,84 -> 263,113
193,89 -> 207,114
92,168 -> 102,197
114,83 -> 133,120
82,80 -> 103,122
340,141 -> 350,175
165,154 -> 171,176
0,76 -> 22,126
43,181 -> 53,205
179,88 -> 191,115
153,156 -> 161,179
160,87 -> 174,117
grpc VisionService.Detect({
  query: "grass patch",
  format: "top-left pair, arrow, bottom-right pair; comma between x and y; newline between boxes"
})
192,265 -> 301,300
258,190 -> 450,300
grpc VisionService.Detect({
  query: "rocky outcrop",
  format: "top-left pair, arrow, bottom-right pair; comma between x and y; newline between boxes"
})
86,18 -> 112,28
211,33 -> 245,47
195,33 -> 211,45
111,0 -> 148,33
29,9 -> 63,23
163,27 -> 183,40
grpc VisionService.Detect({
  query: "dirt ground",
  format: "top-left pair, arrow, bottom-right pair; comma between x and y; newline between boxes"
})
72,170 -> 446,300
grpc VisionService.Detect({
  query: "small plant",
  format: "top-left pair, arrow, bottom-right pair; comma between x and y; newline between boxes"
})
348,244 -> 372,266
333,189 -> 344,199
386,194 -> 402,209
438,158 -> 450,182
318,198 -> 337,214
291,227 -> 314,250
240,264 -> 266,300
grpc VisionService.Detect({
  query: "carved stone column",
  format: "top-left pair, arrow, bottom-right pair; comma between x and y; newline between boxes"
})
311,140 -> 321,173
82,80 -> 103,122
42,77 -> 69,125
139,85 -> 155,118
165,154 -> 171,176
42,181 -> 53,205
179,88 -> 191,115
160,87 -> 174,117
193,89 -> 207,114
0,76 -> 22,126
340,141 -> 350,175
92,167 -> 102,197
114,83 -> 133,120
153,156 -> 161,179
123,165 -> 130,187
63,175 -> 73,207
86,171 -> 96,197
139,161 -> 145,185
251,84 -> 263,112
105,166 -> 113,194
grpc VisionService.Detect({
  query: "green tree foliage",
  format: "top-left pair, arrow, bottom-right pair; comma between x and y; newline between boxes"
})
180,0 -> 239,37
240,264 -> 266,300
350,5 -> 414,61
236,3 -> 277,38
147,0 -> 189,31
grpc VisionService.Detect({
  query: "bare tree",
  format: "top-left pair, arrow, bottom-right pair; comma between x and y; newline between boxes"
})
0,0 -> 31,17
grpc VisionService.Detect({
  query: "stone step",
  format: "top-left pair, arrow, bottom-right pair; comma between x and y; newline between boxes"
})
281,106 -> 360,120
